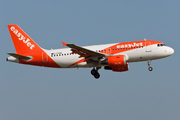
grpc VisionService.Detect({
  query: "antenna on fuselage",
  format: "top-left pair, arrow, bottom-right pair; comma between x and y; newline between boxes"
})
144,38 -> 146,41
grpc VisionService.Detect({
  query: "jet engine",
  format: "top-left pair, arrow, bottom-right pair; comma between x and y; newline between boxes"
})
101,55 -> 129,72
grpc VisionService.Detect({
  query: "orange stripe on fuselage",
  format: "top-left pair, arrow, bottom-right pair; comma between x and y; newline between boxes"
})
99,40 -> 163,54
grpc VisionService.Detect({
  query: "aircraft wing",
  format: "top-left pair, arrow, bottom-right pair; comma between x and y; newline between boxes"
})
62,42 -> 106,59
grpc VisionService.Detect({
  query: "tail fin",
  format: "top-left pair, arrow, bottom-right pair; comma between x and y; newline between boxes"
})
7,24 -> 61,68
7,24 -> 42,54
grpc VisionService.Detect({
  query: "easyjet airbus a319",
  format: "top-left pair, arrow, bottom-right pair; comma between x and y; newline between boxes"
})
7,24 -> 174,79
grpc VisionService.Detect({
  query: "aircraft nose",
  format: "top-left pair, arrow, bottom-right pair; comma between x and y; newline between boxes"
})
169,47 -> 174,55
167,47 -> 174,55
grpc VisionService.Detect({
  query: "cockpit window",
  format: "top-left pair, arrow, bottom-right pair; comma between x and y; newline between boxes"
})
157,44 -> 166,47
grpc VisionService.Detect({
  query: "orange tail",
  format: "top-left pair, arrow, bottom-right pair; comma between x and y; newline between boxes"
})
7,24 -> 42,55
7,24 -> 61,68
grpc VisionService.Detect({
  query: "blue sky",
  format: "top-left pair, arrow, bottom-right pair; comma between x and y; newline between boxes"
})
0,0 -> 180,120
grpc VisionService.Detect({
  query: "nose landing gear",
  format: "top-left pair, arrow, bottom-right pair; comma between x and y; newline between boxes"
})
147,60 -> 153,71
91,67 -> 101,79
148,66 -> 153,71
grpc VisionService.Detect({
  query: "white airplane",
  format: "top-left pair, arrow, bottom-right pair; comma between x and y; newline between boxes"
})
7,24 -> 174,79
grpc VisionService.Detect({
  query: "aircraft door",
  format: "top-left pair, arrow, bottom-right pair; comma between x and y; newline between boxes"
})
145,41 -> 152,52
42,52 -> 48,62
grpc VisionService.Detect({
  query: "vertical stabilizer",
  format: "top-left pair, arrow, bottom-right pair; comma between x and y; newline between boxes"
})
7,24 -> 61,68
7,24 -> 42,55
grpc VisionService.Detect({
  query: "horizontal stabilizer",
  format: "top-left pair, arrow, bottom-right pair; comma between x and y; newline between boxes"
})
7,53 -> 32,60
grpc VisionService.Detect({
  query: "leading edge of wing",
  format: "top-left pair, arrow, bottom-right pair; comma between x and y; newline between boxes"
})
61,42 -> 106,58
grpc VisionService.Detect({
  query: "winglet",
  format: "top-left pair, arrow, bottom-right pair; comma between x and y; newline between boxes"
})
62,42 -> 67,47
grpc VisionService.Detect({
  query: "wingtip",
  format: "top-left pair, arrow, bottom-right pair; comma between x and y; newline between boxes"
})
62,42 -> 67,47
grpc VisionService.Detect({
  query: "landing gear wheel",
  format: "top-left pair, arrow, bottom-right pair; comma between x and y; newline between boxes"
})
148,67 -> 153,71
91,68 -> 100,79
91,69 -> 96,75
94,72 -> 100,79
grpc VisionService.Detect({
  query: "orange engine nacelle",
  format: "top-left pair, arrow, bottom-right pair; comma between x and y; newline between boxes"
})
107,55 -> 126,66
102,55 -> 129,72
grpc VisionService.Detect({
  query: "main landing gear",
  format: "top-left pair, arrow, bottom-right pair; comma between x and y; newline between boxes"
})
91,67 -> 101,79
147,60 -> 153,71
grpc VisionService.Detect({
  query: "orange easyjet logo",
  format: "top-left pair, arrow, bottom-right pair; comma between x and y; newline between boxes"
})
10,26 -> 35,50
117,42 -> 143,49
